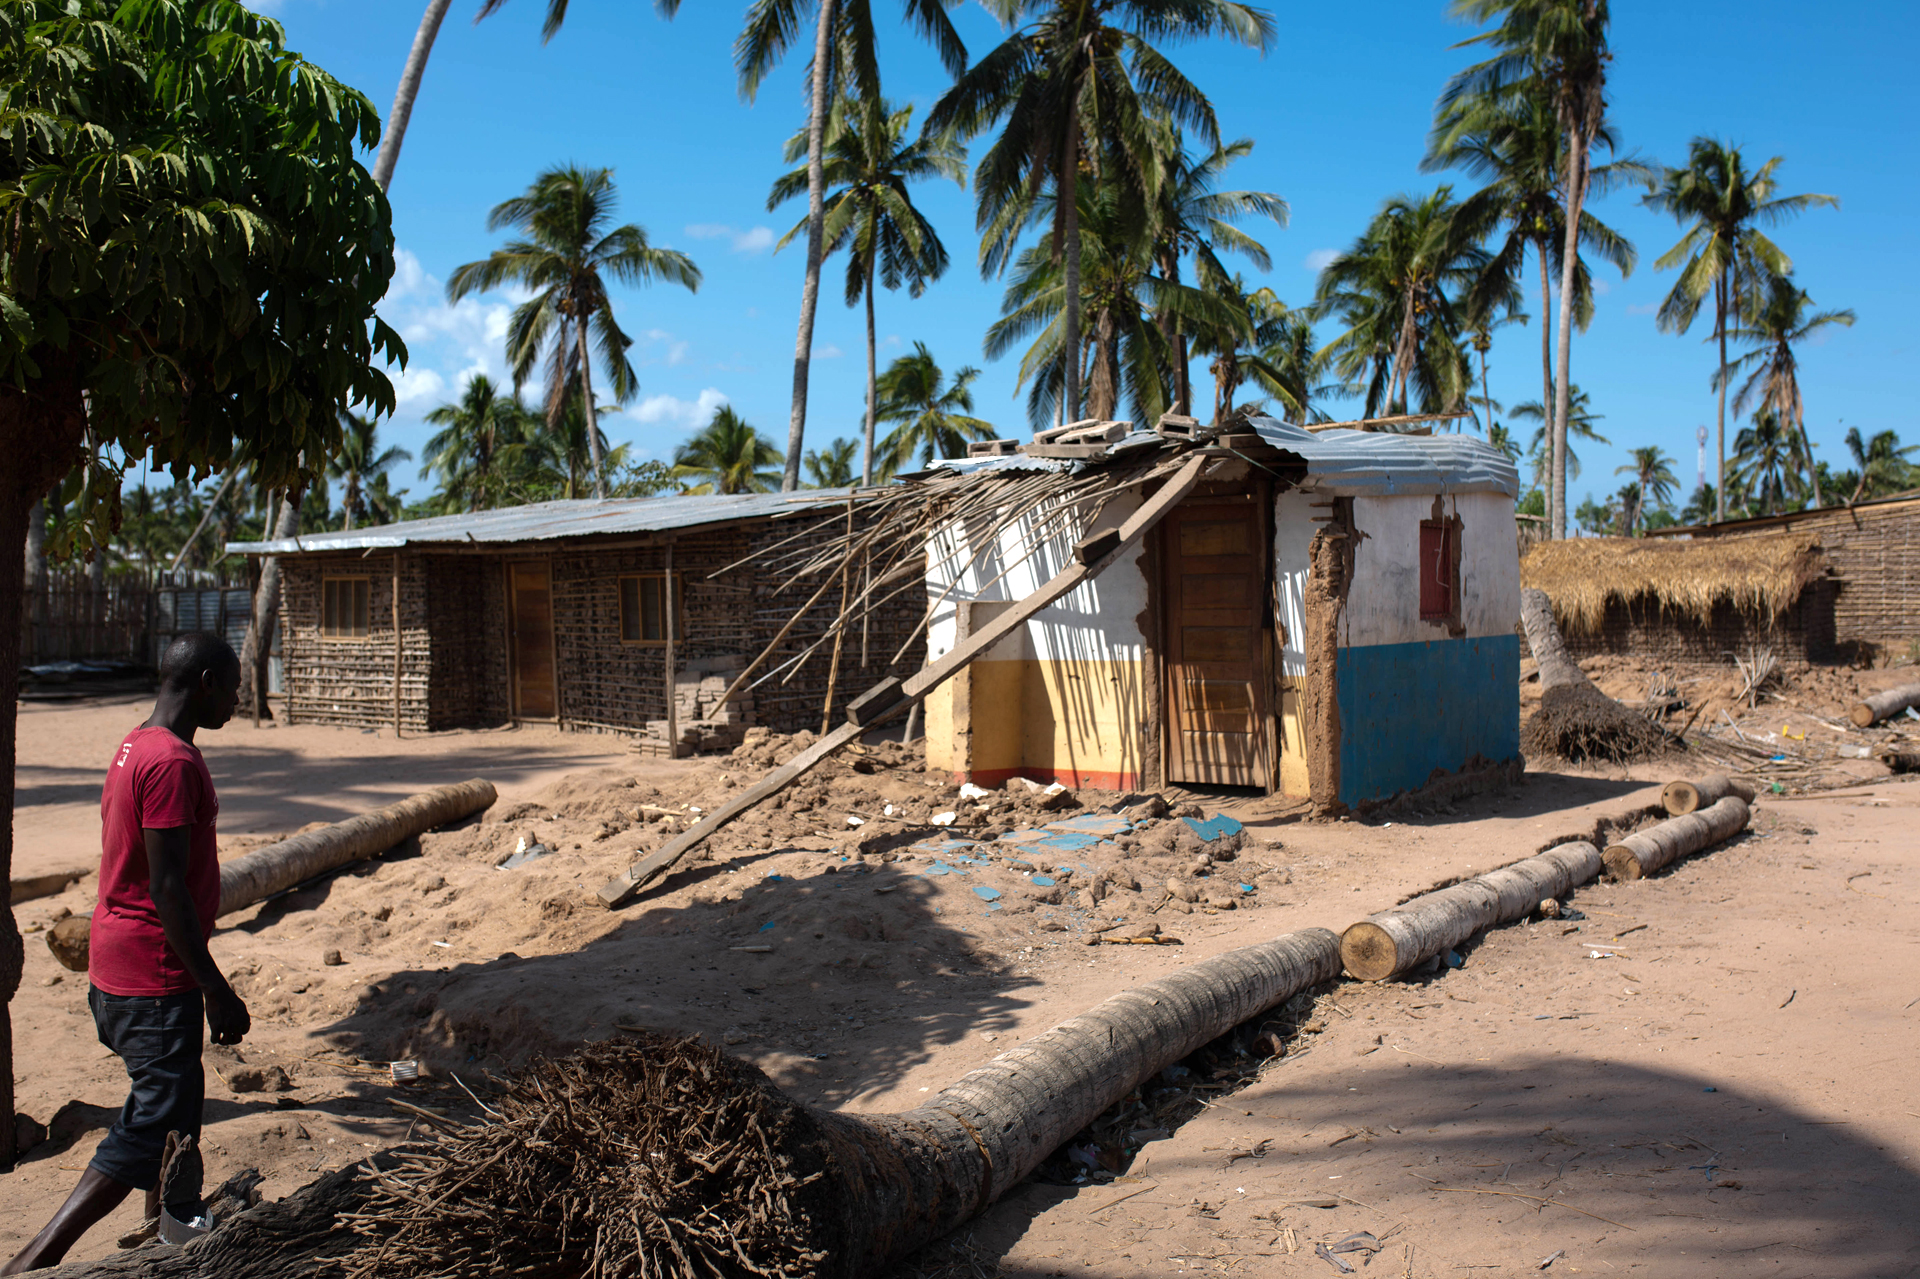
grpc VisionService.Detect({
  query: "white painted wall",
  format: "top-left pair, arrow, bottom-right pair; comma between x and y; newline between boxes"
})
1341,491 -> 1519,647
924,488 -> 1147,663
1273,490 -> 1318,677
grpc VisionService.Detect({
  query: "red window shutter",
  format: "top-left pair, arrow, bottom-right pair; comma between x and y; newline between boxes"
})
1420,522 -> 1452,620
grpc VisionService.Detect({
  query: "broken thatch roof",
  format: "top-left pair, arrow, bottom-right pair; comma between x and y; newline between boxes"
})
1520,534 -> 1828,634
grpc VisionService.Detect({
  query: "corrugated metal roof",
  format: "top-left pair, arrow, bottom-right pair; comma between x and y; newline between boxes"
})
226,489 -> 859,556
1250,417 -> 1519,498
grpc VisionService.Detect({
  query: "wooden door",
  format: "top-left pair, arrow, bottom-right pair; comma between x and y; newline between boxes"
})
508,562 -> 556,719
1163,498 -> 1269,786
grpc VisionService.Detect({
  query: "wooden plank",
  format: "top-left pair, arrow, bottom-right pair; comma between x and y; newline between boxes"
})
1021,444 -> 1111,459
1302,411 -> 1466,432
596,453 -> 1214,909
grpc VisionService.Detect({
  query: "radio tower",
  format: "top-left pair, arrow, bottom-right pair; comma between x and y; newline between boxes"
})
1696,425 -> 1708,493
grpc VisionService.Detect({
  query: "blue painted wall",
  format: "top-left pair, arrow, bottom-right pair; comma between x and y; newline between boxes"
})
1335,633 -> 1520,804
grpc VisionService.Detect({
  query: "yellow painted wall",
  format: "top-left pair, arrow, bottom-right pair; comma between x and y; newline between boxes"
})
943,656 -> 1145,788
1277,678 -> 1310,797
924,680 -> 956,774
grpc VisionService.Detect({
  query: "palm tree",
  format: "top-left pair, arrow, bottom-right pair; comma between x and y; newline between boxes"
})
735,0 -> 968,493
1189,275 -> 1292,423
1729,410 -> 1799,517
770,96 -> 965,486
329,415 -> 413,531
1721,274 -> 1854,506
1427,84 -> 1642,463
927,0 -> 1274,426
876,344 -> 997,478
1612,445 -> 1676,533
423,374 -> 540,512
672,407 -> 784,495
370,1 -> 453,192
1145,126 -> 1288,417
1643,139 -> 1836,523
1247,309 -> 1334,425
448,166 -> 701,499
1316,188 -> 1494,418
804,437 -> 860,487
1839,427 -> 1919,505
986,184 -> 1237,428
1511,384 -> 1607,489
1442,0 -> 1616,541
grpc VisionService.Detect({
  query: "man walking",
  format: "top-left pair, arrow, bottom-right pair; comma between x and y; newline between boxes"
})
5,633 -> 251,1273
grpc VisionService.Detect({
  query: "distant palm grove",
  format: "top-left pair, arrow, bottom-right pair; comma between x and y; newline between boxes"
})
40,0 -> 1916,585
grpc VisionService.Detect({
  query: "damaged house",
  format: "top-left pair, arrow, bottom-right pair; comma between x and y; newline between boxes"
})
227,491 -> 925,753
912,418 -> 1523,809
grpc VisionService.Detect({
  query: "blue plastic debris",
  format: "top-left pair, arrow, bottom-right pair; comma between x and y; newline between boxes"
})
1030,874 -> 1055,887
1183,814 -> 1245,842
758,921 -> 777,932
1702,1086 -> 1717,1093
972,885 -> 1002,901
1239,883 -> 1254,893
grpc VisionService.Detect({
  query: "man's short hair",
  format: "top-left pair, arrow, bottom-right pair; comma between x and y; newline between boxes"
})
159,632 -> 240,690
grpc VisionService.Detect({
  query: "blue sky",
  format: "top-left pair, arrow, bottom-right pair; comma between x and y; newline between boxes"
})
261,0 -> 1917,511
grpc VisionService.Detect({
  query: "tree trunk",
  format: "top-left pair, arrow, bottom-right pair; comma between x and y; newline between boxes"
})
1660,773 -> 1755,817
1849,682 -> 1920,728
240,493 -> 299,721
22,497 -> 46,651
781,0 -> 837,494
1535,238 -> 1556,505
1059,113 -> 1082,424
575,320 -> 607,499
369,0 -> 454,192
862,251 -> 877,488
168,471 -> 239,575
42,929 -> 1343,1279
1713,276 -> 1728,524
1603,796 -> 1750,881
1520,587 -> 1585,690
1551,128 -> 1589,540
44,781 -> 501,974
0,375 -> 89,1171
1340,841 -> 1601,981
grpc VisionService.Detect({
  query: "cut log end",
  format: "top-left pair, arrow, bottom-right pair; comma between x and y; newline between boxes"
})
1849,703 -> 1876,728
1339,922 -> 1400,982
1660,780 -> 1701,816
1660,774 -> 1754,817
1602,845 -> 1647,882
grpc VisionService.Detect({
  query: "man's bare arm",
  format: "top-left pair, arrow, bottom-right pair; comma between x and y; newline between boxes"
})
144,827 -> 250,1044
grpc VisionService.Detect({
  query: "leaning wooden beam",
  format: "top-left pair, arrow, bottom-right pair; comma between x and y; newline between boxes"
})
596,453 -> 1215,909
43,926 -> 1342,1279
1850,682 -> 1920,728
1339,841 -> 1602,982
1602,796 -> 1751,882
1660,773 -> 1755,817
1302,410 -> 1470,433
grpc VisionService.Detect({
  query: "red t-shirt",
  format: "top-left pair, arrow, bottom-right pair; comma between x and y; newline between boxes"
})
90,727 -> 222,996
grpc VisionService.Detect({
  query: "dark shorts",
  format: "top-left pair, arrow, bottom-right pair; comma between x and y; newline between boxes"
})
87,985 -> 204,1192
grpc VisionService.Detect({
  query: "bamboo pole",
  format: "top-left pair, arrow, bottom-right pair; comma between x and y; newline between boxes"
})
391,552 -> 402,738
664,540 -> 678,759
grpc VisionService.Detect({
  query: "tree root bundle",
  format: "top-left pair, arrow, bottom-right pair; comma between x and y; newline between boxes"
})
341,1036 -> 840,1279
1602,796 -> 1750,881
1521,682 -> 1671,764
1339,842 -> 1602,982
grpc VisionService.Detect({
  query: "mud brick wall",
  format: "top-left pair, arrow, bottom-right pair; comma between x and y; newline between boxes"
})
1695,503 -> 1919,652
1558,581 -> 1836,667
423,555 -> 510,730
280,554 -> 432,732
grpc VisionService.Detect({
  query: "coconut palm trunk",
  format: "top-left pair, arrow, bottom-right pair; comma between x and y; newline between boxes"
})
862,253 -> 878,487
782,0 -> 837,493
22,497 -> 45,642
1551,127 -> 1590,540
1536,239 -> 1556,490
1713,275 -> 1728,523
574,317 -> 607,499
370,0 -> 453,191
1060,116 -> 1083,423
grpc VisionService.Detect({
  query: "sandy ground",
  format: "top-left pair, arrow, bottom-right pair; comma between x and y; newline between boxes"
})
3,676 -> 1917,1276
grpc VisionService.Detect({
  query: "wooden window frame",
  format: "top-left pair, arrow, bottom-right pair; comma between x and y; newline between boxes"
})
320,576 -> 372,641
617,573 -> 683,645
1418,518 -> 1460,626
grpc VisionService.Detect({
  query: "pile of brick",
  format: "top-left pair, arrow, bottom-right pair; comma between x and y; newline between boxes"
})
636,655 -> 755,758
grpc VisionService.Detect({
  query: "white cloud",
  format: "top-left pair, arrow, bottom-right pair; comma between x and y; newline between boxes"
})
817,344 -> 843,359
1626,302 -> 1659,316
630,387 -> 730,429
642,329 -> 691,366
683,223 -> 776,254
1592,278 -> 1612,296
392,366 -> 447,406
1303,248 -> 1339,274
387,248 -> 430,301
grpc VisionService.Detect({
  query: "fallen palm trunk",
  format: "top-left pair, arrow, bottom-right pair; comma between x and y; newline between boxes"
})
1660,773 -> 1755,816
1850,682 -> 1920,728
45,780 -> 497,973
1602,796 -> 1750,881
48,927 -> 1342,1279
1339,842 -> 1602,982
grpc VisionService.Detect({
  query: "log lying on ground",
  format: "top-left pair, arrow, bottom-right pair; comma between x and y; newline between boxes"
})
1339,842 -> 1602,982
48,927 -> 1342,1279
1661,774 -> 1756,816
1602,796 -> 1750,881
1850,682 -> 1920,728
10,865 -> 86,905
44,780 -> 497,973
1519,588 -> 1668,763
